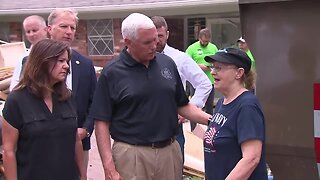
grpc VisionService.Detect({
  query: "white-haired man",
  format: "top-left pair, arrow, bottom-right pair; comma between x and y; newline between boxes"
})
90,13 -> 211,180
10,15 -> 48,91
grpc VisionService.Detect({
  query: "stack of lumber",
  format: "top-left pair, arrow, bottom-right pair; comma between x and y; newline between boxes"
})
183,123 -> 207,179
0,67 -> 14,100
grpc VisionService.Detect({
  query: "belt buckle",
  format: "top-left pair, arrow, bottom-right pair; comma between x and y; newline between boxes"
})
151,142 -> 156,149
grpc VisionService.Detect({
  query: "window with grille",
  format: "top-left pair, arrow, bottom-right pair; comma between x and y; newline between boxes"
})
87,19 -> 114,56
187,17 -> 206,46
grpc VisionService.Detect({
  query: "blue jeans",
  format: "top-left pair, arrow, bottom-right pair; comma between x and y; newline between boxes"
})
176,124 -> 185,163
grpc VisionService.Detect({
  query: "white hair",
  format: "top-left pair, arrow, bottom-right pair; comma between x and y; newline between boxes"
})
23,15 -> 47,28
121,13 -> 155,40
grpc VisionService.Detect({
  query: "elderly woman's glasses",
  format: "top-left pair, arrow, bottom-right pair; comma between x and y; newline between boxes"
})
210,64 -> 237,73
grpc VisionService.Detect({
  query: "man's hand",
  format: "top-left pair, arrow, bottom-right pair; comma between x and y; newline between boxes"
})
77,128 -> 88,140
199,64 -> 210,71
178,114 -> 188,124
105,168 -> 123,180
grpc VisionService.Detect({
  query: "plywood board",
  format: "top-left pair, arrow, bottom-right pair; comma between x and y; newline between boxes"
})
0,42 -> 27,68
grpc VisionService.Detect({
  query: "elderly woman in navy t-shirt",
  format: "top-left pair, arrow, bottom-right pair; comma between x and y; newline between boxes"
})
203,48 -> 267,180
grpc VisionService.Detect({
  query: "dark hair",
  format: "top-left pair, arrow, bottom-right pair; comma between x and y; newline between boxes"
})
15,39 -> 71,100
151,16 -> 168,30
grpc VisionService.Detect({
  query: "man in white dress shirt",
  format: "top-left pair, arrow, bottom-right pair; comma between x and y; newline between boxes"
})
151,16 -> 212,164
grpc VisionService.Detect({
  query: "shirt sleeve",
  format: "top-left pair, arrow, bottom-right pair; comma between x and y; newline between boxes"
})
82,60 -> 97,134
173,63 -> 189,107
9,59 -> 23,91
185,45 -> 194,59
236,105 -> 265,144
2,93 -> 23,129
178,53 -> 212,107
89,72 -> 112,122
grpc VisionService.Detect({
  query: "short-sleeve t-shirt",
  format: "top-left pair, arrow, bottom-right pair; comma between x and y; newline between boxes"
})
2,88 -> 79,180
186,41 -> 218,84
203,91 -> 267,180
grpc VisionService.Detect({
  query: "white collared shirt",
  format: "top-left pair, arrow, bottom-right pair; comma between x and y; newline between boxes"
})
9,48 -> 30,91
66,54 -> 72,90
163,44 -> 212,108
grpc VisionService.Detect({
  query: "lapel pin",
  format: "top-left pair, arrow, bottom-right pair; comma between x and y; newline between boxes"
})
76,60 -> 80,65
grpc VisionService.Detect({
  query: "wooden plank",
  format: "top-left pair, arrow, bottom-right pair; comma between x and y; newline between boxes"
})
183,165 -> 205,179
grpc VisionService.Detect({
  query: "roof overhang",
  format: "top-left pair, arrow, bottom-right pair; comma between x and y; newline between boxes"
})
0,0 -> 238,21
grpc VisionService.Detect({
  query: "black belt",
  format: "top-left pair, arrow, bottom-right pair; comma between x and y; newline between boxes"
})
134,137 -> 175,148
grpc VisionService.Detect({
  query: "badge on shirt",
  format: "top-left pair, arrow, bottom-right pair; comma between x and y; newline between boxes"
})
161,68 -> 173,80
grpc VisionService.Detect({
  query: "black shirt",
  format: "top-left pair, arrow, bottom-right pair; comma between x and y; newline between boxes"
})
2,88 -> 79,180
90,49 -> 189,144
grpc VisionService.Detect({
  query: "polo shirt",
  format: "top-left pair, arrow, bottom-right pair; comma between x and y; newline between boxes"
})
89,49 -> 189,144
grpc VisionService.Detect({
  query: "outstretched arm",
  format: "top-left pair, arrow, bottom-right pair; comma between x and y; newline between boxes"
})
179,53 -> 212,108
95,120 -> 122,180
178,103 -> 211,125
2,119 -> 19,180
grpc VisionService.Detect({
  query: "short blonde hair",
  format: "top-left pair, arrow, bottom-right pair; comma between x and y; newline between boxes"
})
48,8 -> 79,25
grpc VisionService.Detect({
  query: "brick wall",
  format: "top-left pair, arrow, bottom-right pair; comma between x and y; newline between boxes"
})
113,18 -> 125,56
7,18 -> 184,68
71,20 -> 88,55
9,22 -> 22,42
76,18 -> 124,68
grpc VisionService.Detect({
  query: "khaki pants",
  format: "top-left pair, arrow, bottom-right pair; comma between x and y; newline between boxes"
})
112,140 -> 183,180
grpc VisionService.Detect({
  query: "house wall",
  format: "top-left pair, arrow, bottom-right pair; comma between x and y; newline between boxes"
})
6,18 -> 184,67
9,22 -> 22,42
166,18 -> 184,51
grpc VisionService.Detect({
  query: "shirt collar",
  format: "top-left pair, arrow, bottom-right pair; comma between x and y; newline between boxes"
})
121,48 -> 156,67
162,44 -> 170,54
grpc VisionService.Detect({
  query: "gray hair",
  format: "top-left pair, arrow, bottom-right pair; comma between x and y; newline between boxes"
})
121,13 -> 155,40
48,8 -> 79,25
23,15 -> 46,28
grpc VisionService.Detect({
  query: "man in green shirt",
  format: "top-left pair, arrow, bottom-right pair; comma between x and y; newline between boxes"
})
237,37 -> 256,70
186,28 -> 218,129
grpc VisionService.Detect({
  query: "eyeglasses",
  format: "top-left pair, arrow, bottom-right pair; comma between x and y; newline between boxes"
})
210,64 -> 237,73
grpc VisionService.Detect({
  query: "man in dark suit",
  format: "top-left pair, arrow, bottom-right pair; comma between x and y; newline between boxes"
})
47,8 -> 97,173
